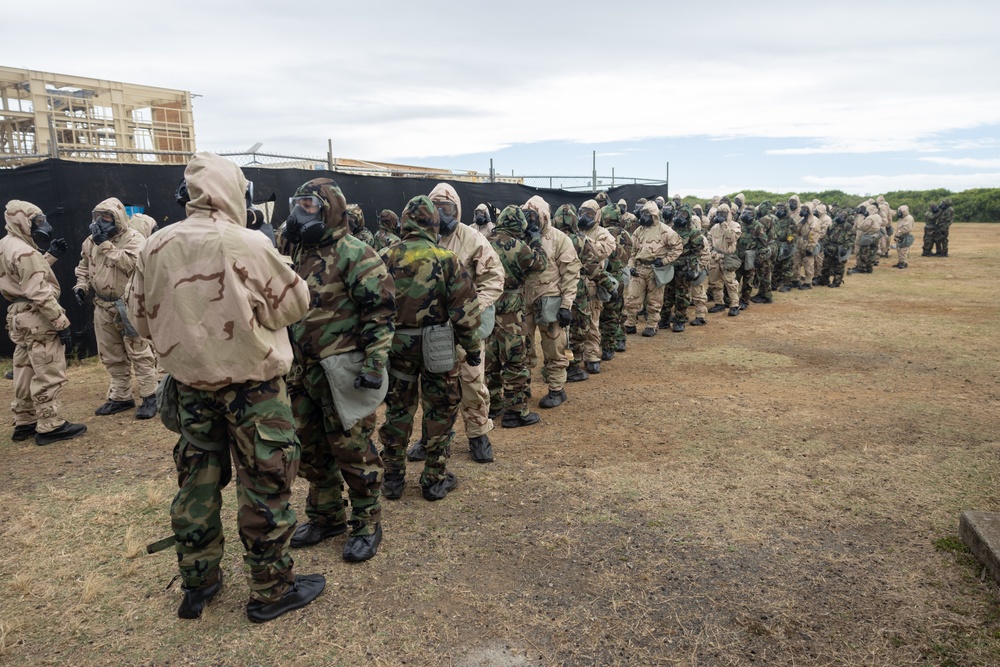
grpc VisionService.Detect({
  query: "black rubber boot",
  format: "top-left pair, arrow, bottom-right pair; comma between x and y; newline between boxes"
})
136,394 -> 157,420
539,389 -> 567,409
178,574 -> 222,620
778,285 -> 792,293
12,423 -> 37,441
406,440 -> 427,461
641,326 -> 657,337
469,435 -> 494,463
615,340 -> 627,352
501,411 -> 540,428
342,523 -> 382,562
689,317 -> 707,326
421,472 -> 458,501
672,321 -> 685,333
798,283 -> 812,290
727,307 -> 740,317
290,521 -> 348,548
246,574 -> 326,623
708,304 -> 727,314
95,399 -> 135,416
601,349 -> 614,361
566,365 -> 589,382
624,325 -> 637,334
585,361 -> 600,374
382,472 -> 405,500
35,422 -> 87,446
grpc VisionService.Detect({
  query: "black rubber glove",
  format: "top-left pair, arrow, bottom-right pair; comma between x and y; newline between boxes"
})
465,350 -> 482,367
652,258 -> 665,268
57,328 -> 72,346
629,267 -> 639,277
73,288 -> 86,306
805,250 -> 813,257
353,372 -> 382,390
525,219 -> 541,242
556,307 -> 572,328
686,268 -> 700,281
92,230 -> 109,245
48,238 -> 67,258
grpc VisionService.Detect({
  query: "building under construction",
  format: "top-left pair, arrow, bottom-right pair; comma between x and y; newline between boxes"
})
0,66 -> 196,166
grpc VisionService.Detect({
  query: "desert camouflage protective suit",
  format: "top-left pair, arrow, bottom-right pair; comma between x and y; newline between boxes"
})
129,152 -> 311,602
807,204 -> 830,281
428,183 -> 504,440
470,203 -> 495,237
484,205 -> 547,418
792,202 -> 821,286
373,209 -> 400,252
853,198 -> 874,256
876,196 -> 892,256
578,199 -> 616,364
624,202 -> 683,329
75,197 -> 159,403
598,204 -> 632,354
894,205 -> 915,266
523,195 -> 582,394
1,200 -> 72,434
854,204 -> 883,273
377,196 -> 481,490
706,203 -> 742,307
287,178 -> 396,537
128,213 -> 156,239
347,205 -> 376,248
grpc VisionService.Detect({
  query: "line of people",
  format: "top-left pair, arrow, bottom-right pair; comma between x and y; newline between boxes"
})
1,152 -> 952,625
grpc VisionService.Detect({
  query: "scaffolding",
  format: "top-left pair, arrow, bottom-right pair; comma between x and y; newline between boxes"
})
0,66 -> 196,166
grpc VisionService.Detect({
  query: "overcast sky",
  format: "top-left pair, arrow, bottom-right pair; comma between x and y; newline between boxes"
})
7,0 -> 999,196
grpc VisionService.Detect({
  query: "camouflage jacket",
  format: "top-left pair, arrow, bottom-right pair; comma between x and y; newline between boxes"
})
824,219 -> 856,249
351,226 -> 376,248
772,215 -> 796,250
289,179 -> 396,376
379,196 -> 481,356
736,218 -> 769,258
674,226 -> 707,269
599,206 -> 632,275
488,206 -> 547,315
74,197 -> 145,301
0,200 -> 69,331
373,228 -> 400,252
130,152 -> 309,390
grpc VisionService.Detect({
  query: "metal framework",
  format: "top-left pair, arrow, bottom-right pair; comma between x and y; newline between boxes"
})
0,66 -> 195,166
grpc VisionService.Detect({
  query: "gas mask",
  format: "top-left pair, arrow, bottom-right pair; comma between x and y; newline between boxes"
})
285,195 -> 326,246
89,212 -> 119,241
30,214 -> 54,250
662,204 -> 674,219
775,207 -> 788,219
740,210 -> 755,224
348,212 -> 362,234
435,201 -> 459,235
577,209 -> 597,230
618,203 -> 626,215
639,212 -> 654,227
788,200 -> 799,211
672,212 -> 690,228
800,209 -> 810,219
473,212 -> 488,225
712,213 -> 726,225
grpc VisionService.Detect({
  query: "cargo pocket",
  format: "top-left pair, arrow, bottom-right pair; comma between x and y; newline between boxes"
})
251,422 -> 298,496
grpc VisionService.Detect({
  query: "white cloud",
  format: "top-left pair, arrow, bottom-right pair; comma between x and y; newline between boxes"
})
919,157 -> 1000,169
802,173 -> 1000,193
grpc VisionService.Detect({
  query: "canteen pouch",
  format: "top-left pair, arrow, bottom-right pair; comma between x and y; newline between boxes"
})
319,351 -> 389,431
535,295 -> 562,325
422,322 -> 456,373
652,263 -> 675,287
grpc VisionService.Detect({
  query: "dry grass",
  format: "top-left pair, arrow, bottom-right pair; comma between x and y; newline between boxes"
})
2,223 -> 1000,666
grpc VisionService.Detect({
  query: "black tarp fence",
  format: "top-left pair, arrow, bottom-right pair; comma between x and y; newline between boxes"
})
0,158 -> 666,358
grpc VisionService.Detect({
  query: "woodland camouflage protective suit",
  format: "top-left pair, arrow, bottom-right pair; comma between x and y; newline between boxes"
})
287,178 -> 396,546
1,200 -> 77,437
820,208 -> 856,286
75,197 -> 159,411
894,205 -> 915,267
771,204 -> 796,291
598,204 -> 632,355
735,206 -> 768,307
923,199 -> 954,256
129,152 -> 313,605
484,205 -> 547,423
347,205 -> 376,248
428,183 -> 504,442
661,205 -> 705,329
578,199 -> 616,367
523,195 -> 581,403
624,201 -> 683,333
751,201 -> 776,302
377,196 -> 481,499
374,209 -> 401,251
853,204 -> 883,273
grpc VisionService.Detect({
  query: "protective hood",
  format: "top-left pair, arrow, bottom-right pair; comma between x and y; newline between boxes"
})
757,200 -> 773,216
600,204 -> 621,226
4,199 -> 45,247
717,203 -> 733,222
733,193 -> 746,208
710,195 -> 721,209
494,204 -> 527,236
693,204 -> 704,214
579,199 -> 602,224
429,182 -> 462,222
553,203 -> 579,234
816,203 -> 828,216
347,204 -> 365,230
292,177 -> 349,243
523,195 -> 552,233
184,152 -> 249,226
642,201 -> 661,222
898,205 -> 909,216
400,195 -> 440,243
617,198 -> 627,208
800,203 -> 813,218
93,197 -> 130,235
378,209 -> 399,233
473,203 -> 491,221
866,204 -> 879,215
876,195 -> 886,203
788,194 -> 800,210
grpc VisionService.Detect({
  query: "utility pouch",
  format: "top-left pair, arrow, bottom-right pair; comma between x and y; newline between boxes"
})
900,233 -> 914,248
535,295 -> 562,325
743,250 -> 756,271
478,303 -> 496,339
319,351 -> 389,431
723,253 -> 742,272
156,374 -> 181,434
422,322 -> 456,373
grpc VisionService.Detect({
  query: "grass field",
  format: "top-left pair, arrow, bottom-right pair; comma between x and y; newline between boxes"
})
2,223 -> 999,666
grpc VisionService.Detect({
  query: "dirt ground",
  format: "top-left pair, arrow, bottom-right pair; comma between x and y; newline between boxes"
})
2,223 -> 1000,666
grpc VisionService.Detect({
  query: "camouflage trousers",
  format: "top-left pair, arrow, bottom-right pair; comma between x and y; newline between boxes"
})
663,273 -> 694,323
738,267 -> 756,305
7,306 -> 68,433
921,225 -> 939,254
172,376 -> 300,602
525,310 -> 569,392
568,288 -> 592,369
485,309 -> 531,417
378,333 -> 460,487
94,301 -> 159,401
856,244 -> 878,272
690,280 -> 708,318
773,254 -> 794,288
821,255 -> 848,285
290,363 -> 383,535
599,288 -> 625,353
755,260 -> 774,299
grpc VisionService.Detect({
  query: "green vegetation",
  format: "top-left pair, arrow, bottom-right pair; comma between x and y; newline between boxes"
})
678,188 -> 1000,222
